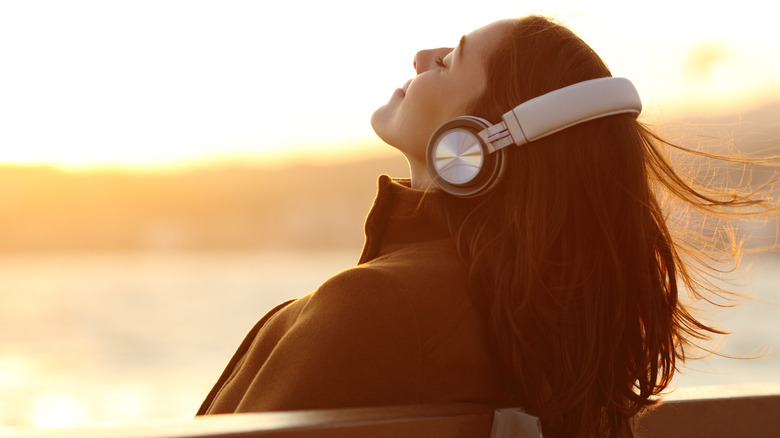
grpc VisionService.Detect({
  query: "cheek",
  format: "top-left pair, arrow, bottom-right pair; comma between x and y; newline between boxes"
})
399,98 -> 443,155
402,85 -> 453,137
407,81 -> 476,134
405,81 -> 442,118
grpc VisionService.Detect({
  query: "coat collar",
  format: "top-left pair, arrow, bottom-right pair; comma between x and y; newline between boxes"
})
358,175 -> 449,264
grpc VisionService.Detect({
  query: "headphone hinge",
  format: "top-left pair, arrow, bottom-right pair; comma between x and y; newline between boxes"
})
479,122 -> 516,153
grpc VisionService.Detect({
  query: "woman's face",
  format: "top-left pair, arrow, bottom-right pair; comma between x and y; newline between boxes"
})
371,19 -> 513,169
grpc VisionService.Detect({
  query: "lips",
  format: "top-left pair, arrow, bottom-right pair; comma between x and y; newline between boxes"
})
393,79 -> 413,99
402,79 -> 413,95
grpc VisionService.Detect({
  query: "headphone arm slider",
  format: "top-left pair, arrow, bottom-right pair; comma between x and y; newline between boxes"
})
479,120 -> 525,154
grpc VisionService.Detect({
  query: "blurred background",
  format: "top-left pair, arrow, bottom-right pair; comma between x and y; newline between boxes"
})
1,0 -> 778,431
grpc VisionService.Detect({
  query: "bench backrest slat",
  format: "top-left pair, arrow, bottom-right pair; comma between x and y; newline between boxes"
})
7,385 -> 780,438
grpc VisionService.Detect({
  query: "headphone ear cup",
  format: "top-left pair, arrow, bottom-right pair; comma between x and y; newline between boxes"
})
426,116 -> 505,197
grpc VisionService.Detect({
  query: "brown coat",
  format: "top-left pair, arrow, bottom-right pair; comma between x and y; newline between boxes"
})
198,176 -> 512,415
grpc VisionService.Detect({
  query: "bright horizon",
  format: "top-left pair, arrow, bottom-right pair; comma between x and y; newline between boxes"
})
2,0 -> 779,169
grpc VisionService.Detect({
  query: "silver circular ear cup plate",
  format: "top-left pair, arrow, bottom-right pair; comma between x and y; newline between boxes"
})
426,116 -> 505,198
431,128 -> 484,185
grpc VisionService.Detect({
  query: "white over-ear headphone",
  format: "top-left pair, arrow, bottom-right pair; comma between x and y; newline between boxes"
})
425,77 -> 642,197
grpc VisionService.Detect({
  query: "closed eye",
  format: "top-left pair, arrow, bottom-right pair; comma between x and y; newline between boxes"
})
434,56 -> 446,68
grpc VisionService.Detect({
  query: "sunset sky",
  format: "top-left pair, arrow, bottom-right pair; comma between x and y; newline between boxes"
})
2,0 -> 778,168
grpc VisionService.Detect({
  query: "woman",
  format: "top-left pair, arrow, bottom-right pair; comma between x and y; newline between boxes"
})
198,16 -> 775,436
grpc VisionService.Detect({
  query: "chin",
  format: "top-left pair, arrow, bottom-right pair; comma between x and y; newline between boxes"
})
370,106 -> 428,163
370,106 -> 395,146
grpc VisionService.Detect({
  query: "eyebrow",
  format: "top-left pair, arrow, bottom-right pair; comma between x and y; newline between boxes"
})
458,35 -> 466,59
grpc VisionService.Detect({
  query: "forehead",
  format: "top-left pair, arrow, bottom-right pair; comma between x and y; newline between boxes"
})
461,19 -> 514,60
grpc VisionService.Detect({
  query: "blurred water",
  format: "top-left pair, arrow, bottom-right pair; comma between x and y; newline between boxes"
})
0,250 -> 777,431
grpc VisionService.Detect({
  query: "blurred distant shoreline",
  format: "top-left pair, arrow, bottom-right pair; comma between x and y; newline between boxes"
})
1,102 -> 778,253
0,155 -> 411,252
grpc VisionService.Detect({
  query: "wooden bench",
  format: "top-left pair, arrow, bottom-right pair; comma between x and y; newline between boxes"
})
5,404 -> 541,438
6,383 -> 780,437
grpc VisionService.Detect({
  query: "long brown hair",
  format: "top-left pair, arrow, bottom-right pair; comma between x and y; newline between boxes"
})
432,16 -> 777,437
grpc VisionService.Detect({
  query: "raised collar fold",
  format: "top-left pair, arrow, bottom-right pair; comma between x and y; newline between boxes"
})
358,175 -> 449,264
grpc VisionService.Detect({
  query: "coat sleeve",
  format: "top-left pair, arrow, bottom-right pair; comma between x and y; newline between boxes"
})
232,266 -> 424,412
197,299 -> 296,415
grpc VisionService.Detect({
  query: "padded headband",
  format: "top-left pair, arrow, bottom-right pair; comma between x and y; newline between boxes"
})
478,77 -> 642,152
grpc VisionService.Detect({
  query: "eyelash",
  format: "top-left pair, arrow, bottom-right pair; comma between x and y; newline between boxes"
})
434,56 -> 446,68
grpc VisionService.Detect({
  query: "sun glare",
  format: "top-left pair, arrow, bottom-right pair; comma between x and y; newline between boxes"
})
32,395 -> 89,429
1,0 -> 777,169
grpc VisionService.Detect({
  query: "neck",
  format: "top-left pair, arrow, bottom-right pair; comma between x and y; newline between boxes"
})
407,157 -> 434,191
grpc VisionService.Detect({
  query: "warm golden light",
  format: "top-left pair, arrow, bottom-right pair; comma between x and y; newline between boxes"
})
1,5 -> 778,429
32,395 -> 89,429
1,1 -> 778,169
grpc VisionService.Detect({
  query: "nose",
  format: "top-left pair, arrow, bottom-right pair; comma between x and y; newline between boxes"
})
413,47 -> 453,74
